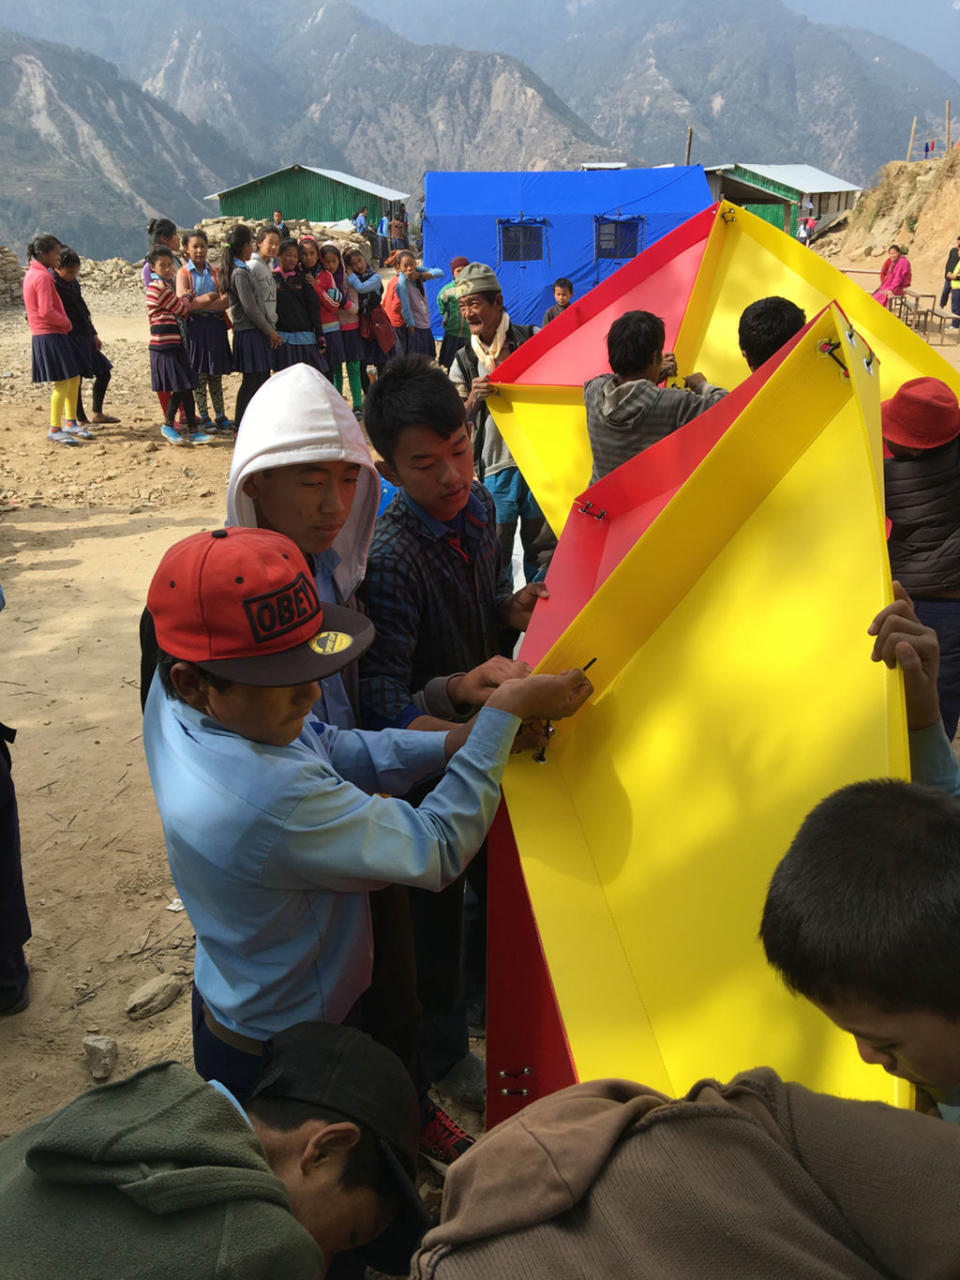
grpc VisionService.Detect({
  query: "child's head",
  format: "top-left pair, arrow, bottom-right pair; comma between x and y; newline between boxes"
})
344,248 -> 366,275
606,310 -> 665,381
273,209 -> 283,223
760,779 -> 960,1100
27,234 -> 62,267
449,256 -> 468,280
398,251 -> 419,280
222,224 -> 254,283
55,246 -> 81,280
148,527 -> 372,747
364,356 -> 473,522
553,277 -> 573,309
183,229 -> 208,268
277,239 -> 300,273
148,246 -> 176,280
257,226 -> 281,260
738,296 -> 806,372
147,217 -> 180,251
320,243 -> 344,280
881,378 -> 960,458
299,236 -> 320,271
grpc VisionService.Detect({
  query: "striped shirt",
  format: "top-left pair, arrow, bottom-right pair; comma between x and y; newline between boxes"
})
146,277 -> 193,349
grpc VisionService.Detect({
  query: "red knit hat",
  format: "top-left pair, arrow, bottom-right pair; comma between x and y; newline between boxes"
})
148,527 -> 373,686
450,256 -> 469,272
881,377 -> 960,449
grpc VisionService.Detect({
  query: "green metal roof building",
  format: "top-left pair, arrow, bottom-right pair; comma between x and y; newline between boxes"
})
206,165 -> 410,223
704,163 -> 861,236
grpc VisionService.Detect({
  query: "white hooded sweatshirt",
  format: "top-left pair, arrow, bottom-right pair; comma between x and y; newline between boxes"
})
225,363 -> 380,607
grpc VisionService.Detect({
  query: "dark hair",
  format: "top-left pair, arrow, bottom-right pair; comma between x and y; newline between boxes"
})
277,238 -> 299,258
320,243 -> 344,290
760,779 -> 960,1019
889,244 -> 901,253
245,1097 -> 395,1198
58,246 -> 81,269
147,246 -> 173,267
156,650 -> 233,701
184,228 -> 208,247
147,218 -> 178,245
256,225 -> 280,247
606,310 -> 665,379
364,355 -> 466,464
27,234 -> 62,261
738,297 -> 806,370
221,224 -> 253,289
344,247 -> 367,273
553,277 -> 573,292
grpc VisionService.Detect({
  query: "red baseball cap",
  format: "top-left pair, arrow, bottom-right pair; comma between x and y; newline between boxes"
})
881,377 -> 960,450
147,527 -> 373,685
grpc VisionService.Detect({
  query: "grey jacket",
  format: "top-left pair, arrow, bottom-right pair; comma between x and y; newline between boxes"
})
229,258 -> 276,335
585,373 -> 727,483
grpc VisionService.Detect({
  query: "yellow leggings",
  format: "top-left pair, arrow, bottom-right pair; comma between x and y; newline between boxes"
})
50,376 -> 80,429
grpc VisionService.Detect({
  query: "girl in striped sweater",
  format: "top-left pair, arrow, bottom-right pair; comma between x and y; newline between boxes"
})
145,247 -> 212,446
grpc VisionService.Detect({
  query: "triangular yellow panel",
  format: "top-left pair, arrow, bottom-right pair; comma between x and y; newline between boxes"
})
502,306 -> 911,1105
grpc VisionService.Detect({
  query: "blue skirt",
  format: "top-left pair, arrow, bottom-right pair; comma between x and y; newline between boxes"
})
273,339 -> 328,373
340,327 -> 361,363
232,328 -> 272,374
150,345 -> 196,393
406,327 -> 437,358
187,315 -> 233,376
32,333 -> 82,383
322,328 -> 345,366
359,333 -> 393,368
438,333 -> 466,370
69,334 -> 113,379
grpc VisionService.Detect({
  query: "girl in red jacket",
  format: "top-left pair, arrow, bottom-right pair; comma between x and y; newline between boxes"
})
23,234 -> 88,445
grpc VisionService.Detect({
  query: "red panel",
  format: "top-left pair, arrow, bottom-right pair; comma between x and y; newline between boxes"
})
520,311 -> 820,666
492,205 -> 719,389
486,801 -> 576,1129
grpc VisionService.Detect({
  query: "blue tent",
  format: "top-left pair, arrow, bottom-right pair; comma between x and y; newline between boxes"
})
420,167 -> 713,335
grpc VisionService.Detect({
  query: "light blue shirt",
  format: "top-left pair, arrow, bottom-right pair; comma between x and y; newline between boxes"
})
143,677 -> 518,1038
908,720 -> 960,797
186,263 -> 215,294
354,213 -> 367,232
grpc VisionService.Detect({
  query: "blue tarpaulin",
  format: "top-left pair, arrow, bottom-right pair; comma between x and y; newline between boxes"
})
420,167 -> 714,335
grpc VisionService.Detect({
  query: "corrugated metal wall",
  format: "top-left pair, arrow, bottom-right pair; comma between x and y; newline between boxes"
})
218,168 -> 386,223
731,167 -> 799,236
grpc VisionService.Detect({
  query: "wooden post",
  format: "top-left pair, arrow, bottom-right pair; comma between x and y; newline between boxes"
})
684,126 -> 693,166
906,116 -> 917,162
947,100 -> 952,153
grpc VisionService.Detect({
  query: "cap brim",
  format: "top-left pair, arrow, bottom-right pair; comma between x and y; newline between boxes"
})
199,602 -> 374,686
357,1139 -> 433,1272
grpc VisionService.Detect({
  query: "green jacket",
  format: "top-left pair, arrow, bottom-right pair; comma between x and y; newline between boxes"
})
0,1062 -> 324,1279
437,279 -> 470,337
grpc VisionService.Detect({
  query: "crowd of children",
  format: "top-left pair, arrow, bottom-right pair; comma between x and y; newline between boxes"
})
14,216 -> 960,1276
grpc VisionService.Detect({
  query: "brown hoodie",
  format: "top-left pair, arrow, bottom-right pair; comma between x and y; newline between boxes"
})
410,1068 -> 960,1278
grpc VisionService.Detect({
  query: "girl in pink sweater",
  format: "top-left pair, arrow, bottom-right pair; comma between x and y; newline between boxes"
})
23,234 -> 88,445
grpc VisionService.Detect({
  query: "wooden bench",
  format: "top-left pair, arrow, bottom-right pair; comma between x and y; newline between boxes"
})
925,308 -> 960,343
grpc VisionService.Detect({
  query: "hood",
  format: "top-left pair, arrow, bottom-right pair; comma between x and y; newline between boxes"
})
226,363 -> 380,602
584,373 -> 659,427
23,1062 -> 288,1217
416,1079 -> 669,1253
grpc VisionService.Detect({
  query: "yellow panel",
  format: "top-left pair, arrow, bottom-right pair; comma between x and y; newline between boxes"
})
485,385 -> 590,538
503,307 -> 912,1106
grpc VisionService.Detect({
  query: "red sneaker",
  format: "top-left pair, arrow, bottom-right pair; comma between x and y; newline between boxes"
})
418,1100 -> 474,1174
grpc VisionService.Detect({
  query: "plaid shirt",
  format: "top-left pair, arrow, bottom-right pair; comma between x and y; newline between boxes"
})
359,483 -> 514,728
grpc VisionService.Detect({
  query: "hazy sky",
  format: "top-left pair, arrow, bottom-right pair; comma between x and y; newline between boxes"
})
783,0 -> 957,75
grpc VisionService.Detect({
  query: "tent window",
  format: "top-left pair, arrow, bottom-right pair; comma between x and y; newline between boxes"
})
500,223 -> 544,261
596,219 -> 640,258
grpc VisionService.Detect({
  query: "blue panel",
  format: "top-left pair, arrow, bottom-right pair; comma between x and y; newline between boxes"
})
421,167 -> 713,335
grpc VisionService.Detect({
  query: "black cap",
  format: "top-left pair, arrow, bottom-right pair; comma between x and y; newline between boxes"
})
248,1022 -> 430,1266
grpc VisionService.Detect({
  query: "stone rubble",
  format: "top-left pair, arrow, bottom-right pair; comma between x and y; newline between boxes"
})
82,1034 -> 119,1081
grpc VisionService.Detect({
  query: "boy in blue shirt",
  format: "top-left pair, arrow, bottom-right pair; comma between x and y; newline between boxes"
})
143,525 -> 590,1112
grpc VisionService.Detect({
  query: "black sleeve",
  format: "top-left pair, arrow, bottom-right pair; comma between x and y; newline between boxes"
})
302,274 -> 324,333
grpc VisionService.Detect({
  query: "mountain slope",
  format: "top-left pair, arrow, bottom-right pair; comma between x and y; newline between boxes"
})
0,29 -> 252,258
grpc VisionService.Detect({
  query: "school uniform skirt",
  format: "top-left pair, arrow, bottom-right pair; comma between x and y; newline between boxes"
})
339,327 -> 361,363
187,314 -> 233,376
150,344 -> 197,393
232,328 -> 272,374
438,334 -> 465,368
69,333 -> 113,380
322,328 -> 345,367
31,333 -> 82,384
272,335 -> 328,373
359,333 -> 393,368
405,327 -> 437,358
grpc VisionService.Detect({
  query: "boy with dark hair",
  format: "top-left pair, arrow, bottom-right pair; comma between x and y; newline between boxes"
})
738,296 -> 806,372
585,309 -> 727,483
360,354 -> 550,1109
542,277 -> 574,325
761,587 -> 960,1117
0,1019 -> 428,1278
